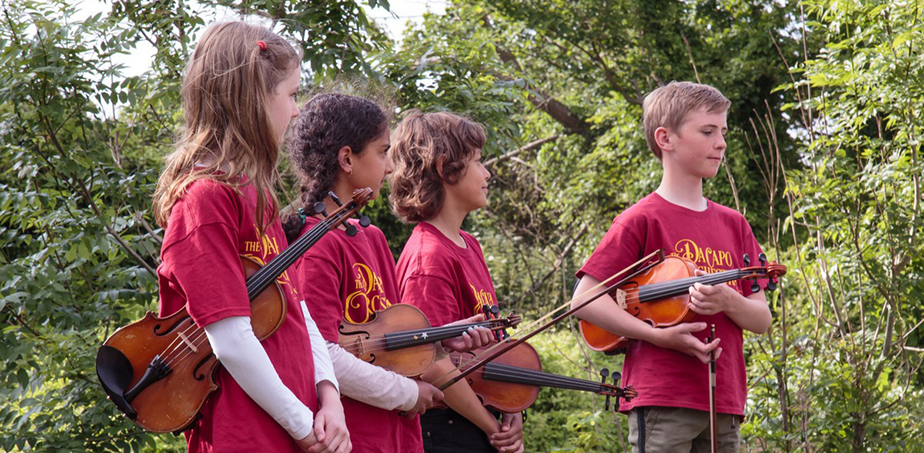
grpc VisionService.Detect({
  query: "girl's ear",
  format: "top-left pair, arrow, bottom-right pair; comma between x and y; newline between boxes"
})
434,154 -> 448,180
337,146 -> 353,175
654,126 -> 673,154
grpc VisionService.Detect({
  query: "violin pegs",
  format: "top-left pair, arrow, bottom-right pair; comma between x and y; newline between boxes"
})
356,213 -> 371,227
599,368 -> 610,379
328,191 -> 344,207
313,202 -> 327,215
743,254 -> 750,266
600,368 -> 611,411
489,306 -> 504,339
343,222 -> 358,237
759,253 -> 768,267
612,373 -> 621,407
766,280 -> 777,291
751,281 -> 761,293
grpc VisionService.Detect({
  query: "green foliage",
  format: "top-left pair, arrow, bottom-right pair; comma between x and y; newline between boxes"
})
741,0 -> 924,450
2,0 -> 924,450
0,0 -> 392,450
0,0 -> 168,449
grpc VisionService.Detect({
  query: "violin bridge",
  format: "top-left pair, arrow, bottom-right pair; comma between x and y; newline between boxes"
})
177,331 -> 198,353
615,289 -> 627,310
348,338 -> 365,358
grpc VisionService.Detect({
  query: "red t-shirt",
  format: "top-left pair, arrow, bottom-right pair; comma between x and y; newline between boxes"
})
157,179 -> 318,452
294,215 -> 424,453
577,192 -> 764,416
396,222 -> 498,327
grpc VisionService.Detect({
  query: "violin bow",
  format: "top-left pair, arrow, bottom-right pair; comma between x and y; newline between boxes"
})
434,250 -> 664,391
707,324 -> 718,453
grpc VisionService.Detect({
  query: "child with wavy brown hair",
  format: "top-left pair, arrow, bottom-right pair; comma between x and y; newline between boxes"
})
282,94 -> 495,453
153,22 -> 348,453
390,111 -> 524,453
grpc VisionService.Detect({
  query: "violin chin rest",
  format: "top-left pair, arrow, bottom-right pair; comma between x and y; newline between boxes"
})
96,345 -> 138,420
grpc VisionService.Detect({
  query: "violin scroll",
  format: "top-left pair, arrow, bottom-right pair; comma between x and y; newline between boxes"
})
598,368 -> 637,408
320,189 -> 373,236
482,305 -> 521,342
741,253 -> 787,293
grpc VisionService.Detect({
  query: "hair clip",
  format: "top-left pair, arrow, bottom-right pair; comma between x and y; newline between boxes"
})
297,207 -> 307,225
257,40 -> 267,51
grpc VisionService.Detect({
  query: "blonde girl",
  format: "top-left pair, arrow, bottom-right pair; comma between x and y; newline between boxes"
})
153,22 -> 349,453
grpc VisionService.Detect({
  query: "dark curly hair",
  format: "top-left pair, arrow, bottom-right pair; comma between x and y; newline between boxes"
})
389,110 -> 486,223
282,93 -> 388,241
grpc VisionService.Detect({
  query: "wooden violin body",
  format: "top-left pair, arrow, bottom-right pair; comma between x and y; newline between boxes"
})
337,304 -> 521,378
338,304 -> 435,378
449,342 -> 638,413
580,256 -> 697,354
580,255 -> 785,354
96,188 -> 374,433
451,342 -> 542,413
96,256 -> 282,433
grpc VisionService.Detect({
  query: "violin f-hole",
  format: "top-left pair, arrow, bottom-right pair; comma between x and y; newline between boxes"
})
153,316 -> 194,337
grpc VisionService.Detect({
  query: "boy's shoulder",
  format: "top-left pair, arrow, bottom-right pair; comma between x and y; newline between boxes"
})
706,198 -> 752,227
612,192 -> 665,224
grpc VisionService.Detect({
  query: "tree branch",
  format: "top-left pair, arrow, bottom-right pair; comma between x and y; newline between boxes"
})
484,135 -> 559,169
482,14 -> 588,134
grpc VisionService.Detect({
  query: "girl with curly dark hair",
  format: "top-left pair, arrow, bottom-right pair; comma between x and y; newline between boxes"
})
391,111 -> 524,453
283,94 -> 494,453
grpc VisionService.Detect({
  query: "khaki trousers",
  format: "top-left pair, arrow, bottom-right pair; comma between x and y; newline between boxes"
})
628,407 -> 741,453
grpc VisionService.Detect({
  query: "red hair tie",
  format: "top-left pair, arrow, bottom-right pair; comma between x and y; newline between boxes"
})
257,41 -> 267,51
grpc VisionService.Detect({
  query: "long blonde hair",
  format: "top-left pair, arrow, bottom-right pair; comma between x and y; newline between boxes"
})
153,22 -> 300,233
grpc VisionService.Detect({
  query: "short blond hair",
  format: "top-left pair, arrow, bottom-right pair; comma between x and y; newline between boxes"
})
642,81 -> 730,159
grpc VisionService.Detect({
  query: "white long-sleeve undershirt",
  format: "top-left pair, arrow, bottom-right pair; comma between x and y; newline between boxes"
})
326,341 -> 419,411
300,301 -> 339,393
204,316 -> 315,440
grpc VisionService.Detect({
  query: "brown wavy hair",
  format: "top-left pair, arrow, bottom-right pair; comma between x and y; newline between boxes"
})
389,111 -> 486,223
153,22 -> 301,233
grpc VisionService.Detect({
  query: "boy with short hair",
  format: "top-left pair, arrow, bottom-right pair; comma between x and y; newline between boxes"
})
572,81 -> 772,453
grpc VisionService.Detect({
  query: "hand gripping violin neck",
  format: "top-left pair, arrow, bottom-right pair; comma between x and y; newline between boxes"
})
337,303 -> 521,377
580,251 -> 786,354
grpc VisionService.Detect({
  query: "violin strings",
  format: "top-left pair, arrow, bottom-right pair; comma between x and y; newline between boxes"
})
639,270 -> 746,301
433,251 -> 662,389
337,319 -> 510,355
471,362 -> 601,392
247,214 -> 341,296
157,319 -> 204,365
153,203 -> 361,372
451,361 -> 629,397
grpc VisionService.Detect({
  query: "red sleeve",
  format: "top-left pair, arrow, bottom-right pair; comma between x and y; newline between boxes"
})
400,272 -> 462,327
576,218 -> 645,283
159,181 -> 253,328
161,223 -> 252,327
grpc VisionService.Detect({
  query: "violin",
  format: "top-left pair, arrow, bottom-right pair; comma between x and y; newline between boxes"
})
449,342 -> 638,413
96,189 -> 373,433
580,252 -> 786,354
337,304 -> 521,377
